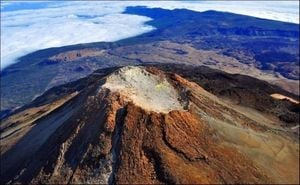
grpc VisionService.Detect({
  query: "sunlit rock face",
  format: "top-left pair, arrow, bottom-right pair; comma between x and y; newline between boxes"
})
103,66 -> 185,113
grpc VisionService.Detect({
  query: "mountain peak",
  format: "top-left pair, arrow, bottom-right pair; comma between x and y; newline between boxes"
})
102,66 -> 186,113
0,66 -> 298,184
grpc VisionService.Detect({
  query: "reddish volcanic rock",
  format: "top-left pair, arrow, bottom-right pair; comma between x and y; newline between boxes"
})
0,66 -> 298,184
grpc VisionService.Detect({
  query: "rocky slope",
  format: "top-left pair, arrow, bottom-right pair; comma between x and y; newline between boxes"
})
0,66 -> 299,184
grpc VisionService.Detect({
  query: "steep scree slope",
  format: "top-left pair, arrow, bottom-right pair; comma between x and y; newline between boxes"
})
0,66 -> 299,184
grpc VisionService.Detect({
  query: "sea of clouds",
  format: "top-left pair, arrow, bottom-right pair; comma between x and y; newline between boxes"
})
1,1 -> 299,69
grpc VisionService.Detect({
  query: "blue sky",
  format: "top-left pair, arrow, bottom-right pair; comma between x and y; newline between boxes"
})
1,1 -> 62,11
1,1 -> 299,69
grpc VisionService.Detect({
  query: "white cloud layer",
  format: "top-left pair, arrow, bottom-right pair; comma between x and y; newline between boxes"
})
1,1 -> 299,69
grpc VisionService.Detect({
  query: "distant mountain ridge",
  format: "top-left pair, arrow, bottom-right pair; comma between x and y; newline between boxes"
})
1,6 -> 299,118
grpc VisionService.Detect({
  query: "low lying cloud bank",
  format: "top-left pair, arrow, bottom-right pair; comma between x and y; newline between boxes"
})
1,1 -> 299,69
1,2 -> 154,69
